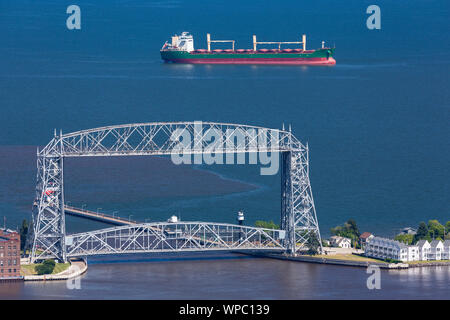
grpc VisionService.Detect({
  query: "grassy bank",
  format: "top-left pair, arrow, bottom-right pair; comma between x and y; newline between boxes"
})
407,260 -> 450,265
21,262 -> 70,276
308,254 -> 388,264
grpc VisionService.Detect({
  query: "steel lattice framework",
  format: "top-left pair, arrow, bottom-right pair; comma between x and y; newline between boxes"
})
30,122 -> 322,262
65,222 -> 285,257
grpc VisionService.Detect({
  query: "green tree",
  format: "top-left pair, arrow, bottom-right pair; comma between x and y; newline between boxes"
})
254,220 -> 279,230
321,239 -> 330,247
428,220 -> 444,240
306,233 -> 321,255
330,225 -> 344,236
346,219 -> 360,238
35,259 -> 56,275
413,222 -> 429,243
395,234 -> 414,245
19,219 -> 29,251
445,221 -> 450,239
330,219 -> 360,247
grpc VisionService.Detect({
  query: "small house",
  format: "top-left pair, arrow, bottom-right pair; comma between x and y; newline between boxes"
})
400,227 -> 417,235
329,236 -> 352,249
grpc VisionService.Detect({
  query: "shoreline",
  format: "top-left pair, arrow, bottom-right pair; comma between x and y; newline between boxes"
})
407,261 -> 450,268
241,251 -> 450,269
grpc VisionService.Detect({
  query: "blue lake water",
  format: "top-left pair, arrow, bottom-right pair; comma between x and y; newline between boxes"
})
1,253 -> 450,300
0,0 -> 449,299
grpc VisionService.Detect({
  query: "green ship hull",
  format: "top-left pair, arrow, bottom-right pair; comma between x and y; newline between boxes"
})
161,48 -> 335,65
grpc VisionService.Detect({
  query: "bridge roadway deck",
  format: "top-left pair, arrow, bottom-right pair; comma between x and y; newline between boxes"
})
64,206 -> 226,248
65,205 -> 137,225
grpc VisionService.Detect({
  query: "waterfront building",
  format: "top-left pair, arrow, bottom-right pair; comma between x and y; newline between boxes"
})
428,240 -> 444,261
364,236 -> 416,262
417,240 -> 431,261
443,240 -> 450,260
406,245 -> 420,261
0,229 -> 21,280
329,236 -> 352,248
359,232 -> 374,249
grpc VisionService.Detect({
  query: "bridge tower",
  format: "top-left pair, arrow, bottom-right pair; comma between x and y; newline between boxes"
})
30,133 -> 66,263
281,146 -> 322,254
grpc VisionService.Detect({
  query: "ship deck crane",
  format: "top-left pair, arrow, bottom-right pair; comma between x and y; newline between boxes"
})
253,34 -> 306,51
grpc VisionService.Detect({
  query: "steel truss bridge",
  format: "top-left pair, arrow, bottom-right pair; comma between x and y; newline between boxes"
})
65,222 -> 285,257
30,122 -> 322,262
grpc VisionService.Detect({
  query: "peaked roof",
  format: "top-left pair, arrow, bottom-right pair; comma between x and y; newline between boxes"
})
330,236 -> 351,243
430,240 -> 443,247
416,240 -> 430,247
360,232 -> 372,239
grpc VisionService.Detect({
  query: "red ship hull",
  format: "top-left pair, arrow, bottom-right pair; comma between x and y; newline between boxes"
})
170,57 -> 336,65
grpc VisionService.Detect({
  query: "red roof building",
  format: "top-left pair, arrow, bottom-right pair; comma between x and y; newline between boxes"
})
359,232 -> 374,245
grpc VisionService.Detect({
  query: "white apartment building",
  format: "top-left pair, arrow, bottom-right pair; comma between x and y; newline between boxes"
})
366,237 -> 448,262
407,245 -> 420,261
364,236 -> 419,262
429,240 -> 444,260
443,240 -> 450,260
417,240 -> 431,261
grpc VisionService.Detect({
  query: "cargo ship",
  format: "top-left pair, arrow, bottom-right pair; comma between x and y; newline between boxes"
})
160,32 -> 335,65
